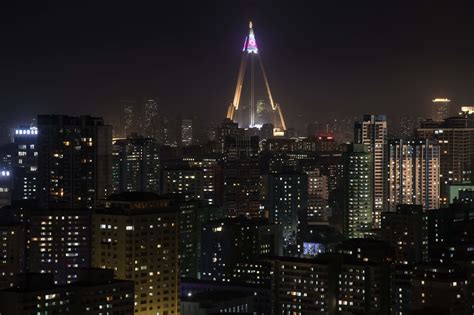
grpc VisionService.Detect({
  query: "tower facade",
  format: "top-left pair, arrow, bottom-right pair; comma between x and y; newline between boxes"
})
387,139 -> 440,211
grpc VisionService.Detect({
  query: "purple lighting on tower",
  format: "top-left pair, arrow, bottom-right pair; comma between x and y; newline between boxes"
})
244,21 -> 258,54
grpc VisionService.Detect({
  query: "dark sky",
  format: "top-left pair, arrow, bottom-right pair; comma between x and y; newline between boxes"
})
1,1 -> 474,128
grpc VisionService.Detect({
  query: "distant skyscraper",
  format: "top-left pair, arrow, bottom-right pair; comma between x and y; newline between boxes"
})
121,100 -> 137,137
37,115 -> 112,209
11,125 -> 38,203
432,98 -> 450,121
143,98 -> 159,139
354,114 -> 387,228
387,139 -> 440,211
343,144 -> 373,238
158,115 -> 171,145
112,136 -> 160,193
400,116 -> 423,139
177,116 -> 194,147
181,118 -> 193,146
417,113 -> 474,204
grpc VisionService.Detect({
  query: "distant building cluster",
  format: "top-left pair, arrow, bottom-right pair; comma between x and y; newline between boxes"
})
0,99 -> 472,314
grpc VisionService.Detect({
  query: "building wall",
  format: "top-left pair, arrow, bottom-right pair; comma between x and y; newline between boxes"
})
387,139 -> 440,211
343,144 -> 373,239
92,207 -> 179,315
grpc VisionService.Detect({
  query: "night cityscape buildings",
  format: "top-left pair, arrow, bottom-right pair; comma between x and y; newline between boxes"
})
37,115 -> 112,209
386,139 -> 441,211
354,114 -> 387,228
0,10 -> 473,315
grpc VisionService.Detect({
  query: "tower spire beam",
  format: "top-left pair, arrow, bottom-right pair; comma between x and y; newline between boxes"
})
257,54 -> 276,110
227,53 -> 248,120
258,54 -> 287,130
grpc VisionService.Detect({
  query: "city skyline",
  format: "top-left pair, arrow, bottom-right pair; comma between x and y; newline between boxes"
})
0,3 -> 473,314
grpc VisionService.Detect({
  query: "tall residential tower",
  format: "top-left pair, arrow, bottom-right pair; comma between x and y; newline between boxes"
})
354,115 -> 387,228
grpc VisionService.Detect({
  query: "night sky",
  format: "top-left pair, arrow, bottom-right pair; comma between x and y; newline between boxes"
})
2,1 -> 474,128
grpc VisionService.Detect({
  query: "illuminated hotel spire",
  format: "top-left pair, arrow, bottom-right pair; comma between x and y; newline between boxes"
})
226,21 -> 287,134
243,21 -> 258,53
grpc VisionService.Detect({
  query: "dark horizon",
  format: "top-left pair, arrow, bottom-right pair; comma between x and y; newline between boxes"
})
2,1 -> 474,128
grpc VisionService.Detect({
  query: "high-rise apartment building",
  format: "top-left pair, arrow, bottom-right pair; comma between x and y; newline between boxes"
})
11,126 -> 38,203
411,263 -> 469,314
417,113 -> 474,205
337,259 -> 390,314
215,118 -> 241,153
200,217 -> 282,283
400,116 -> 423,139
112,136 -> 160,193
121,100 -> 138,137
264,172 -> 308,253
0,170 -> 11,207
272,253 -> 390,315
177,116 -> 194,147
304,168 -> 329,222
224,134 -> 260,160
272,255 -> 339,315
381,205 -> 428,264
432,98 -> 450,121
343,144 -> 373,238
91,193 -> 179,315
26,210 -> 92,285
163,157 -> 222,206
223,158 -> 262,218
387,139 -> 440,210
354,114 -> 387,228
187,158 -> 223,206
178,201 -> 225,278
37,115 -> 112,209
162,167 -> 204,200
0,270 -> 134,314
143,98 -> 159,139
0,223 -> 25,289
